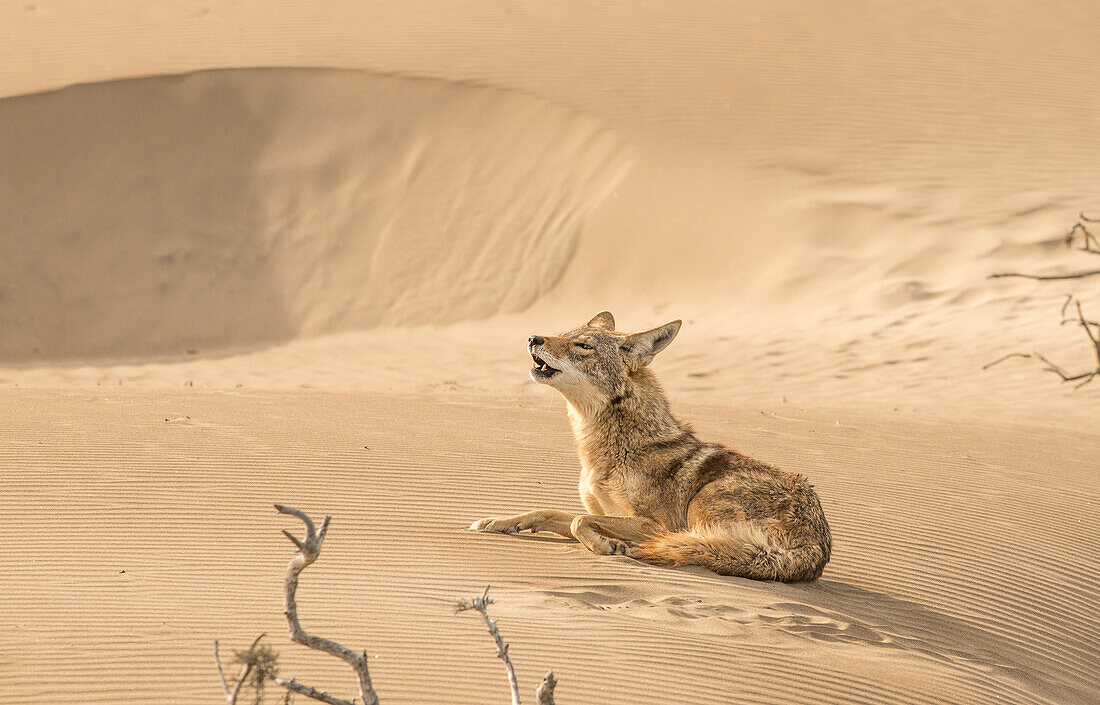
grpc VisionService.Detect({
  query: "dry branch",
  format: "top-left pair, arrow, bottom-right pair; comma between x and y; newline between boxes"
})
454,587 -> 558,705
984,295 -> 1100,388
217,508 -> 563,704
275,504 -> 380,705
457,586 -> 523,705
989,270 -> 1100,281
981,352 -> 1033,370
270,675 -> 361,705
990,213 -> 1100,280
986,214 -> 1100,388
215,639 -> 232,700
1067,213 -> 1100,255
214,633 -> 266,705
536,671 -> 558,705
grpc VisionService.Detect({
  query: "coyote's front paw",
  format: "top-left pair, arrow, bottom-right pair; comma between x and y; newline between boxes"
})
470,518 -> 523,534
606,538 -> 635,556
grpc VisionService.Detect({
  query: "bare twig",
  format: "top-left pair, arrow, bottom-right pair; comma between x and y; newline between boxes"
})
1060,293 -> 1075,320
1071,298 -> 1100,366
989,270 -> 1100,280
271,676 -> 359,705
536,671 -> 557,705
1067,213 -> 1100,255
982,352 -> 1033,370
274,504 -> 380,705
984,295 -> 1100,389
231,661 -> 253,704
219,508 -> 565,704
457,586 -> 522,705
1033,352 -> 1097,389
215,640 -> 232,699
991,214 -> 1100,279
1070,299 -> 1100,345
986,213 -> 1100,388
215,634 -> 267,705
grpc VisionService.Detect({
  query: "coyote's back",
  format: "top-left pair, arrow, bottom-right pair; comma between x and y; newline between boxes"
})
631,448 -> 831,581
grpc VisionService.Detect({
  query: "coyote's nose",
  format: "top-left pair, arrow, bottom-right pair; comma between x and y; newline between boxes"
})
528,335 -> 545,347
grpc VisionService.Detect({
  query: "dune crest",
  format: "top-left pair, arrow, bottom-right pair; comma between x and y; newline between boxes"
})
0,68 -> 632,362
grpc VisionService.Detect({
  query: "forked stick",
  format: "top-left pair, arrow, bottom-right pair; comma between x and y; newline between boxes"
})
274,504 -> 380,705
456,586 -> 558,705
214,633 -> 266,705
457,586 -> 522,705
986,214 -> 1100,388
217,508 -> 562,704
1067,213 -> 1100,255
990,214 -> 1100,279
984,295 -> 1100,388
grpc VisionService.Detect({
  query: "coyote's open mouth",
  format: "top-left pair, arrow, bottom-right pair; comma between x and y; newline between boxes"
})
531,353 -> 560,378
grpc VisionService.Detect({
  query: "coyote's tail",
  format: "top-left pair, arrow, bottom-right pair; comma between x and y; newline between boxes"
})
632,522 -> 829,582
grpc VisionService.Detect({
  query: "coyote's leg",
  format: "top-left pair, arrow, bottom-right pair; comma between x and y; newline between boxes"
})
470,509 -> 578,539
570,515 -> 662,556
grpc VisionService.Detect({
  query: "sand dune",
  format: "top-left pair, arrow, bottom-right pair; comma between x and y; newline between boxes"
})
0,68 -> 629,360
6,2 -> 1100,354
2,2 -> 1098,705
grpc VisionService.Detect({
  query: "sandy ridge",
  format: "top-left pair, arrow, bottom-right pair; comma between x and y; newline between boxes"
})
0,68 -> 631,361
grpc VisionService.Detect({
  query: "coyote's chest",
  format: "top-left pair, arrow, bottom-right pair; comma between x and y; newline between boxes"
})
568,407 -> 656,517
578,461 -> 638,517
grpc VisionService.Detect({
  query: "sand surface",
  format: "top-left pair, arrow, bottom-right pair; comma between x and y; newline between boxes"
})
2,2 -> 1098,704
5,390 -> 1097,705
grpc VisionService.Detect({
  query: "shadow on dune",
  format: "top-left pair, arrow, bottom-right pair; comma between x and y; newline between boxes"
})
0,68 -> 632,363
536,550 -> 1088,703
704,571 -> 1082,703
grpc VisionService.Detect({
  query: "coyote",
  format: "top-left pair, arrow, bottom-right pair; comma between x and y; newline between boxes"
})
471,312 -> 831,582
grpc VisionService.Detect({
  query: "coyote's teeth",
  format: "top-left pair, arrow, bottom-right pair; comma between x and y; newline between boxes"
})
530,353 -> 558,375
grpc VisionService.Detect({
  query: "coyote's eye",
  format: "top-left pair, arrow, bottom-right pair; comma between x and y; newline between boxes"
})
575,342 -> 593,350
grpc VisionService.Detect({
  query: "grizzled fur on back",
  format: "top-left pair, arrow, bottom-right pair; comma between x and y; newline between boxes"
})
472,312 -> 832,582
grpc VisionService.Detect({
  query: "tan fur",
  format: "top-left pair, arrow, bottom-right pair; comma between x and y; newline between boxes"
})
471,312 -> 832,582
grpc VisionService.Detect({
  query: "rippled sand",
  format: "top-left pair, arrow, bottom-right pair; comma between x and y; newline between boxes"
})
2,3 -> 1098,704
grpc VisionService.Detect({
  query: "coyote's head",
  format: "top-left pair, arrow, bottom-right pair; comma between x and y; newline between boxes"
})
528,311 -> 681,415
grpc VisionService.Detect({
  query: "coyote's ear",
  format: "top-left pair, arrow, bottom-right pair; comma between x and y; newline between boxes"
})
621,320 -> 681,368
586,311 -> 616,330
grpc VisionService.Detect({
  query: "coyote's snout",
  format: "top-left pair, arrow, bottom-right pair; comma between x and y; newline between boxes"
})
472,312 -> 832,582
